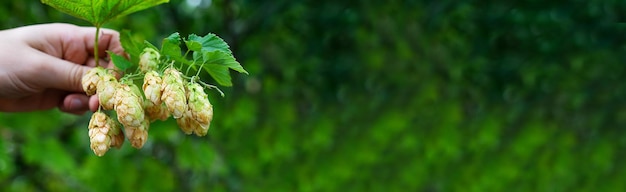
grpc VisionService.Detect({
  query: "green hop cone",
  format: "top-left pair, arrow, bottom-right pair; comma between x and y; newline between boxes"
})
143,71 -> 163,105
114,82 -> 145,128
161,67 -> 188,119
144,99 -> 170,122
186,81 -> 212,135
82,67 -> 106,96
88,112 -> 112,156
108,116 -> 124,149
139,47 -> 160,73
97,73 -> 120,110
125,117 -> 150,149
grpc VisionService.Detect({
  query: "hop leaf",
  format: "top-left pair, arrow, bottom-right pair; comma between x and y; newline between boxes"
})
41,0 -> 169,27
161,32 -> 182,60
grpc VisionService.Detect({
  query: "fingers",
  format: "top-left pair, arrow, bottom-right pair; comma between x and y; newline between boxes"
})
99,28 -> 125,56
27,23 -> 124,67
0,90 -> 65,112
0,24 -> 125,114
32,24 -> 124,92
58,93 -> 90,115
35,53 -> 91,93
89,95 -> 100,112
85,58 -> 110,68
84,27 -> 124,60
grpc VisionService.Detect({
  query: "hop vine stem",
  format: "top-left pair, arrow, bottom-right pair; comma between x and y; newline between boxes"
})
95,26 -> 101,67
181,73 -> 225,97
198,80 -> 225,97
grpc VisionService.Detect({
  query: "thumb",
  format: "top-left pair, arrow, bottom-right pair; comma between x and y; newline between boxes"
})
38,56 -> 92,93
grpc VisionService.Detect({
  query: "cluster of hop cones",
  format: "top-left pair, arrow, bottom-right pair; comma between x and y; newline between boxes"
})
81,48 -> 213,156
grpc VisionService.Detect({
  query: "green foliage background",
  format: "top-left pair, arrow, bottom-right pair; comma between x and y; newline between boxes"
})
0,0 -> 625,191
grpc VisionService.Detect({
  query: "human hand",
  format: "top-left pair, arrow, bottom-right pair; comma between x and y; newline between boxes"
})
0,23 -> 124,114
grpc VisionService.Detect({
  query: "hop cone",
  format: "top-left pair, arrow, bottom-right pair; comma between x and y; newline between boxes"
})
82,67 -> 106,96
193,118 -> 209,136
139,47 -> 160,73
144,99 -> 170,122
161,67 -> 187,118
125,117 -> 150,149
97,73 -> 120,110
108,117 -> 125,149
88,112 -> 112,156
143,71 -> 163,105
176,110 -> 197,135
186,82 -> 212,135
114,83 -> 145,128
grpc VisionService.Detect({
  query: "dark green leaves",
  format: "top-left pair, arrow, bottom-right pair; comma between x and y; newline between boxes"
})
161,33 -> 182,60
41,0 -> 169,27
120,30 -> 141,64
109,51 -> 132,71
200,51 -> 248,74
203,65 -> 232,87
42,0 -> 169,68
160,32 -> 247,87
186,34 -> 232,54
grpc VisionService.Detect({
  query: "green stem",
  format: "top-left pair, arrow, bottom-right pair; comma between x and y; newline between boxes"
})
195,62 -> 205,77
185,61 -> 195,75
197,80 -> 225,97
95,26 -> 101,67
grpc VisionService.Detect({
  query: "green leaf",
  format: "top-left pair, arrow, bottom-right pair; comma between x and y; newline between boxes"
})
203,65 -> 232,86
201,51 -> 248,74
187,33 -> 232,54
182,33 -> 247,85
144,40 -> 159,50
120,30 -> 142,64
109,51 -> 133,71
189,50 -> 247,86
161,32 -> 182,60
42,0 -> 169,26
184,35 -> 202,52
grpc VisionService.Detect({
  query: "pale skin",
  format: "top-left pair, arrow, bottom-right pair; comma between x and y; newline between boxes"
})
0,23 -> 124,114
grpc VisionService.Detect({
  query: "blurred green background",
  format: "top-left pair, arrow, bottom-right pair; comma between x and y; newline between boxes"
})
0,0 -> 625,191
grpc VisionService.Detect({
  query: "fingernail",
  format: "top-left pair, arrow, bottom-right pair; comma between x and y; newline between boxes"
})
70,98 -> 83,110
